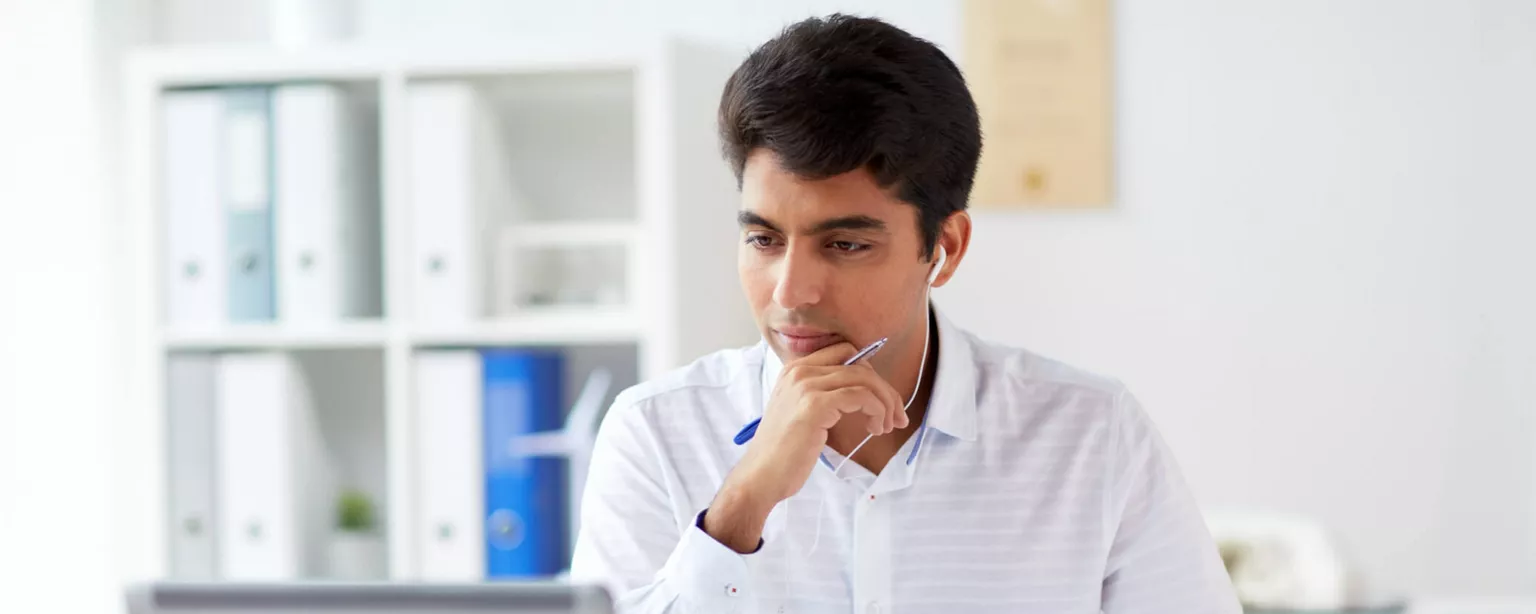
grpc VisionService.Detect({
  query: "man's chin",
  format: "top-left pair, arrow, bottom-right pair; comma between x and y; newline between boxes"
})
773,330 -> 843,356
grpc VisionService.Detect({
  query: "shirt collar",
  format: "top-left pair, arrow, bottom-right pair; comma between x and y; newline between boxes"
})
756,304 -> 979,443
925,307 -> 980,442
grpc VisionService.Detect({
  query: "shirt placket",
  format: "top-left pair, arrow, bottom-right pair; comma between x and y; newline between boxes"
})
849,442 -> 919,614
851,486 -> 892,614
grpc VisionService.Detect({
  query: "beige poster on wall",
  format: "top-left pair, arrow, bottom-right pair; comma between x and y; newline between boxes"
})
964,0 -> 1114,208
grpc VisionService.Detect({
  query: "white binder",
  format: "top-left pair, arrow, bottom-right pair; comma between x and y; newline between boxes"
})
412,351 -> 485,580
162,91 -> 229,327
166,353 -> 219,579
273,84 -> 381,324
215,352 -> 334,580
407,83 -> 508,327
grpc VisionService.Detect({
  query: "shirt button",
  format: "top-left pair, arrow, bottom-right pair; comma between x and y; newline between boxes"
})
725,584 -> 741,597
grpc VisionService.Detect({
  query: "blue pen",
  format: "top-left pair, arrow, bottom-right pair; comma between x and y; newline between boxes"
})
733,337 -> 888,445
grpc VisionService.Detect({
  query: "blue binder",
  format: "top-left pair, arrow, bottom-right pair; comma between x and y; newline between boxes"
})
223,87 -> 276,322
481,349 -> 567,578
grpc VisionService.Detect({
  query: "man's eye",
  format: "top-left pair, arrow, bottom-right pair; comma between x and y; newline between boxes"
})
829,241 -> 869,253
744,235 -> 776,248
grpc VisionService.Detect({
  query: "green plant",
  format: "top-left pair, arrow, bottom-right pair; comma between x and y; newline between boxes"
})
335,489 -> 376,534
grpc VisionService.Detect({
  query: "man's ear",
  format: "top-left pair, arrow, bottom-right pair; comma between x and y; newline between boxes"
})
929,211 -> 971,288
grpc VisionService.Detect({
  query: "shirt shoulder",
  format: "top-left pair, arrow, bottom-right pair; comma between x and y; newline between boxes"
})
601,343 -> 764,437
952,329 -> 1151,461
968,331 -> 1130,409
613,343 -> 761,407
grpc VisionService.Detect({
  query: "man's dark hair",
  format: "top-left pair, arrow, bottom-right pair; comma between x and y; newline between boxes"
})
718,14 -> 982,257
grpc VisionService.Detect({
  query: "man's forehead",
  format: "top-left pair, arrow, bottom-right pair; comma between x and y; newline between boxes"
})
739,179 -> 906,224
744,149 -> 893,197
740,151 -> 914,230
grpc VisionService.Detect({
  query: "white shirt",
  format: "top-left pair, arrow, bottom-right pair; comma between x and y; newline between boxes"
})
570,309 -> 1241,614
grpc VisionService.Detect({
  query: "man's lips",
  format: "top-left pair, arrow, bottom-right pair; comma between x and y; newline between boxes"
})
773,326 -> 841,354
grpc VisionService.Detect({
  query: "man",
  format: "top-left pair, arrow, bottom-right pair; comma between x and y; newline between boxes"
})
570,14 -> 1240,614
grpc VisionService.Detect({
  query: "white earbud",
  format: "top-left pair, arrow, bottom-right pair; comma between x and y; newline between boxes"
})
927,246 -> 948,286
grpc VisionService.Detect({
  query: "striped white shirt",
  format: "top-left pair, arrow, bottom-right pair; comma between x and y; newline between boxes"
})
571,309 -> 1240,613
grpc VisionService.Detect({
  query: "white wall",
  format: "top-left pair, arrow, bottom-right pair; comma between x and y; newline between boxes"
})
354,0 -> 958,58
314,0 -> 1536,597
945,0 -> 1536,598
0,0 -> 120,611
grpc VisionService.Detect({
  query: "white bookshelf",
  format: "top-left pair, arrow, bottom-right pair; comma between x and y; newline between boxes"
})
117,39 -> 758,583
410,309 -> 641,348
162,322 -> 392,350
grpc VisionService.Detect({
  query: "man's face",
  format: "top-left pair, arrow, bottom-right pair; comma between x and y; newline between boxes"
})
738,149 -> 937,371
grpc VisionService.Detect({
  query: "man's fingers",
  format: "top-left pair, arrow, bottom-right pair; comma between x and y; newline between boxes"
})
823,386 -> 891,433
866,365 -> 906,429
845,362 -> 906,430
796,361 -> 920,434
805,369 -> 905,425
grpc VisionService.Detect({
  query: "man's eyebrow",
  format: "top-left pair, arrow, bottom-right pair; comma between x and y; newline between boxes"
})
807,215 -> 886,235
737,210 -> 781,232
736,211 -> 888,235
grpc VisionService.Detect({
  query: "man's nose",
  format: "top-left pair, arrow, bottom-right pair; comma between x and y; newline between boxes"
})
771,246 -> 824,310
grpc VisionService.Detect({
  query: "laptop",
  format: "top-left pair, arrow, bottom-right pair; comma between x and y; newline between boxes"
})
125,581 -> 614,614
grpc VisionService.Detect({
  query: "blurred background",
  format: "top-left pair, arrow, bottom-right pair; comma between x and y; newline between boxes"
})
1,0 -> 1534,612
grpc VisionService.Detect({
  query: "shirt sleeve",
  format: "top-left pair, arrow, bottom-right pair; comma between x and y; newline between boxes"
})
569,398 -> 756,614
1100,389 -> 1244,614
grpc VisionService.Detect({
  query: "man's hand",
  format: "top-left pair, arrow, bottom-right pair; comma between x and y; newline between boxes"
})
702,342 -> 907,553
